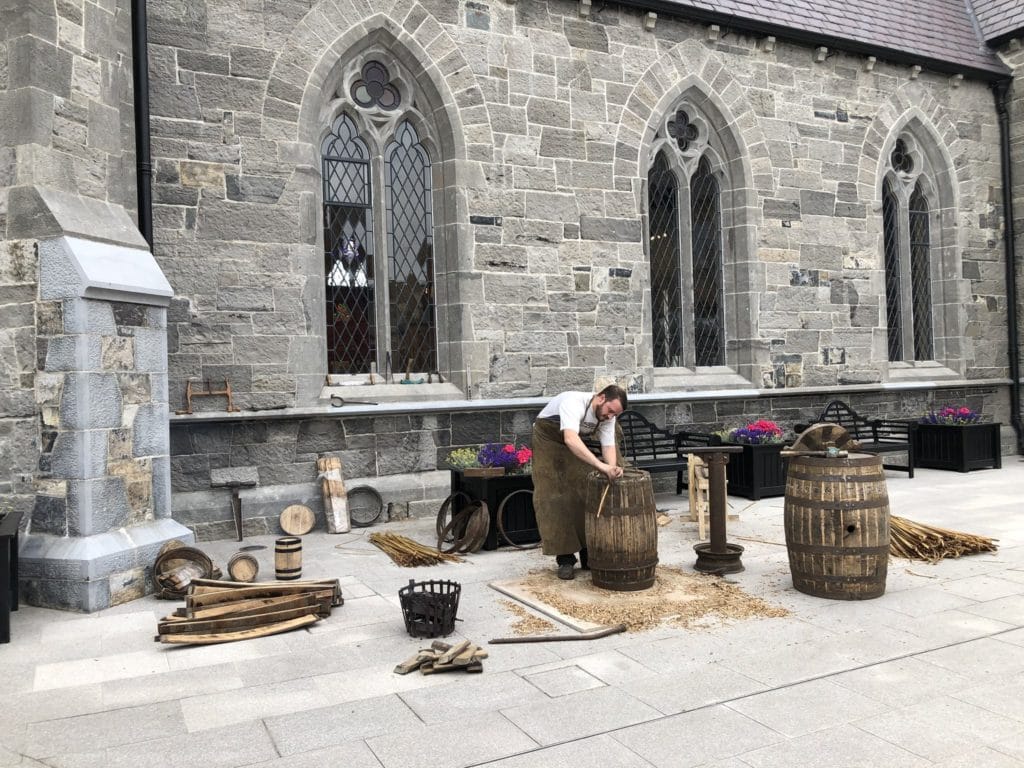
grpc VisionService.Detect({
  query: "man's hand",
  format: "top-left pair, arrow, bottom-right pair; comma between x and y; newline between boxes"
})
603,463 -> 624,481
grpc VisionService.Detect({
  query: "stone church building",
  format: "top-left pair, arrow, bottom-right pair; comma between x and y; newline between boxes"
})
2,0 -> 1023,610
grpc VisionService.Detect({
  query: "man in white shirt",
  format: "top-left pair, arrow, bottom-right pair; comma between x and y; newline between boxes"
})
532,385 -> 627,580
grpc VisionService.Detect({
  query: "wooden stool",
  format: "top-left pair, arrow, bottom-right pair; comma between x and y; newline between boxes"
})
210,467 -> 258,542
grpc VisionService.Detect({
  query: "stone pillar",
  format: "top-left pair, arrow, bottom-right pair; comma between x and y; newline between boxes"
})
16,189 -> 194,611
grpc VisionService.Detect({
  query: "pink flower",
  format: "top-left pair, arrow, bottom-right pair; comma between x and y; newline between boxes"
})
516,447 -> 533,465
502,444 -> 516,454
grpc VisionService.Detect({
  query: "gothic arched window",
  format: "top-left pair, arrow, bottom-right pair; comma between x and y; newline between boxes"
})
882,137 -> 934,362
321,60 -> 436,376
646,106 -> 726,369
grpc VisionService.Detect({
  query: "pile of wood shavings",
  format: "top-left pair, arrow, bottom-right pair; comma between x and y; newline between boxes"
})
523,566 -> 788,632
500,600 -> 557,635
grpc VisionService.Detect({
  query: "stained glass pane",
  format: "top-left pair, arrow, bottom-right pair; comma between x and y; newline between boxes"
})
323,113 -> 375,374
385,121 -> 436,374
690,157 -> 724,367
909,183 -> 933,360
648,153 -> 683,368
883,177 -> 903,362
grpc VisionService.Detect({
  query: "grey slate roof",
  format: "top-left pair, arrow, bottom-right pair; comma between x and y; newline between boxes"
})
627,0 -> 1010,78
970,0 -> 1024,44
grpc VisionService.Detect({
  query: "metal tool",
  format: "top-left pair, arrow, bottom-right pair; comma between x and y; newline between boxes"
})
176,379 -> 241,415
329,395 -> 378,407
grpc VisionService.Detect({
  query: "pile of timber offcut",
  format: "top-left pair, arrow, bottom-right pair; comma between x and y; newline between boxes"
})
393,639 -> 487,675
155,578 -> 344,645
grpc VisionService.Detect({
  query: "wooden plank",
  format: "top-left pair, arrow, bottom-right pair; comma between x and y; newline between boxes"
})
189,578 -> 343,606
158,604 -> 321,635
317,455 -> 351,534
156,614 -> 319,645
186,584 -> 339,609
185,593 -> 324,620
435,639 -> 470,666
393,650 -> 437,675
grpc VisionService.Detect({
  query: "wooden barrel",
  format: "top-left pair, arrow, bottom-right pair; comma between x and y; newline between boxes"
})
227,552 -> 259,583
784,453 -> 890,600
584,468 -> 658,591
274,536 -> 302,581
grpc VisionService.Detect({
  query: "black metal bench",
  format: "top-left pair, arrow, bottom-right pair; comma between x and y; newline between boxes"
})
797,399 -> 916,477
588,410 -> 721,494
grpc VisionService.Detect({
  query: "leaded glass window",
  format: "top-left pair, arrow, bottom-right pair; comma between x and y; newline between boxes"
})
646,113 -> 726,370
323,114 -> 376,375
322,89 -> 437,376
648,153 -> 683,368
691,157 -> 723,367
385,121 -> 436,374
881,136 -> 934,363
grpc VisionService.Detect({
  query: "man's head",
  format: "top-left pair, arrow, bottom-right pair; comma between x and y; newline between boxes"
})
594,384 -> 628,422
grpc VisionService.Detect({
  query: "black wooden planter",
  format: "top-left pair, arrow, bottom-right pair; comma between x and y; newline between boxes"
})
913,422 -> 1002,472
449,471 -> 539,550
725,443 -> 787,500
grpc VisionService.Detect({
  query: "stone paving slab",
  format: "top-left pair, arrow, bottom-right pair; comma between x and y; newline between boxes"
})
1,464 -> 1023,767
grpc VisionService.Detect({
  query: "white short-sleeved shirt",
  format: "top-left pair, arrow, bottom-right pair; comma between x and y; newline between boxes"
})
536,391 -> 617,447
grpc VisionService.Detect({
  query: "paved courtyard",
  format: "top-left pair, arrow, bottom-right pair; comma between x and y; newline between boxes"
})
2,460 -> 1023,768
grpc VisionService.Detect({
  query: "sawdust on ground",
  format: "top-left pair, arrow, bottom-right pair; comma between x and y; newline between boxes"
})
500,600 -> 558,635
504,565 -> 788,633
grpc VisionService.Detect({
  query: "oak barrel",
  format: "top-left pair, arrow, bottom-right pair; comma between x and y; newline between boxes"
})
585,468 -> 658,591
274,536 -> 302,581
227,552 -> 259,583
784,453 -> 890,600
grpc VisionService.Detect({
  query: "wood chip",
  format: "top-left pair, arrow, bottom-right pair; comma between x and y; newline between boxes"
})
500,600 -> 557,636
509,567 -> 788,633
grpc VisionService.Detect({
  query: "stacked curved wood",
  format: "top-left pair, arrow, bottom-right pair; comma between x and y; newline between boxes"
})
155,578 -> 343,645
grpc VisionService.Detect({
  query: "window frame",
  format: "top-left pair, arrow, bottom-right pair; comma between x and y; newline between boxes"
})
319,60 -> 440,380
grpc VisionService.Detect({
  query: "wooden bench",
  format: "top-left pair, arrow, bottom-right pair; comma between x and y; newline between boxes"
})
588,410 -> 721,494
796,399 -> 916,477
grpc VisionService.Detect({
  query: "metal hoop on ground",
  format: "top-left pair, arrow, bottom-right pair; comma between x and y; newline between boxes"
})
437,499 -> 490,554
496,489 -> 540,550
347,485 -> 384,527
436,491 -> 473,544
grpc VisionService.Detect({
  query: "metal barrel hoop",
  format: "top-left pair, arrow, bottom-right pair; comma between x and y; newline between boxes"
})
436,500 -> 489,554
495,489 -> 540,550
347,485 -> 384,528
436,491 -> 474,544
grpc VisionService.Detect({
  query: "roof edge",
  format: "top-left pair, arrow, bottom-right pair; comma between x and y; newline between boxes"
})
615,0 -> 1011,81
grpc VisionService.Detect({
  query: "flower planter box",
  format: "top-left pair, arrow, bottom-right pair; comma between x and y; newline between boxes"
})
913,422 -> 1002,472
450,470 -> 539,550
725,443 -> 787,500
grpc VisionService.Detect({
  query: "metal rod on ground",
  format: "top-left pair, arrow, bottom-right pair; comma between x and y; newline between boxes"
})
489,623 -> 627,644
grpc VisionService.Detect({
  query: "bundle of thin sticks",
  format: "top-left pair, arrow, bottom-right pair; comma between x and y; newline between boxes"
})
369,531 -> 464,567
890,515 -> 998,563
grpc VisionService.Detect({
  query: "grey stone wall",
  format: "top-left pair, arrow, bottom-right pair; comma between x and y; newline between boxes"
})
1,0 -> 139,527
170,384 -> 1014,539
146,0 -> 1010,413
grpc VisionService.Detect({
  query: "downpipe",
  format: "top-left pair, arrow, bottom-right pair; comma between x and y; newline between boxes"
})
131,0 -> 153,247
993,79 -> 1023,454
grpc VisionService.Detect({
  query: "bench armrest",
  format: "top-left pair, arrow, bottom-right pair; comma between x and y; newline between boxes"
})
675,430 -> 722,450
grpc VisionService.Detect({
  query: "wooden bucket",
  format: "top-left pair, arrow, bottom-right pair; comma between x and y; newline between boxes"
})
274,537 -> 302,581
784,453 -> 890,600
585,468 -> 658,591
227,552 -> 259,583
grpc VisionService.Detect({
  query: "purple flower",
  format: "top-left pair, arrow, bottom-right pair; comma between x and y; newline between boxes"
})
920,405 -> 980,425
